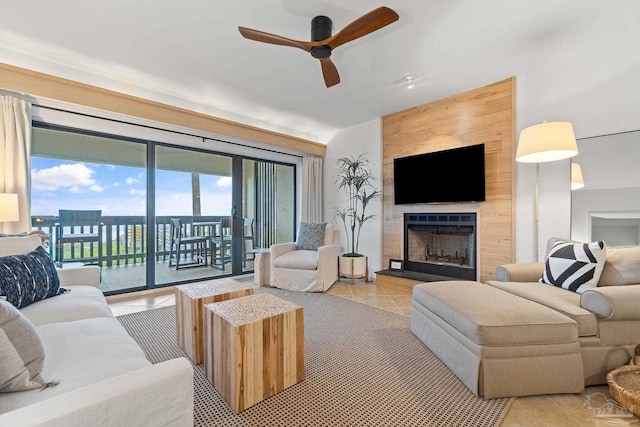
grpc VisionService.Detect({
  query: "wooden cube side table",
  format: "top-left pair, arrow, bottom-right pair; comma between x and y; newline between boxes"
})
204,293 -> 304,413
175,278 -> 253,364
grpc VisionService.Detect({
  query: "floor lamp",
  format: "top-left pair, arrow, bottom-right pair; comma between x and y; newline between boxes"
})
515,122 -> 578,260
0,193 -> 20,232
571,162 -> 585,190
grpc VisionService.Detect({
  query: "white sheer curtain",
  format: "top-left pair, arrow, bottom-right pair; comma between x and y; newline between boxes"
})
301,156 -> 323,223
0,95 -> 32,233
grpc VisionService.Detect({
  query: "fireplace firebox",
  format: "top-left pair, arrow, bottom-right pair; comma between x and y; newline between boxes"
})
404,213 -> 477,280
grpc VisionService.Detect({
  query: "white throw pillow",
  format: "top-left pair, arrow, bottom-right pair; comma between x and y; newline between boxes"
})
540,240 -> 607,294
0,234 -> 42,257
0,299 -> 57,392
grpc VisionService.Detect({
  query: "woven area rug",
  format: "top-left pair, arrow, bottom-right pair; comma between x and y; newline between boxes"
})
117,288 -> 514,426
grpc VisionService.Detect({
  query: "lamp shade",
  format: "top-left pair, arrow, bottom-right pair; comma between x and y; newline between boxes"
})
571,163 -> 585,190
0,193 -> 19,222
516,121 -> 578,163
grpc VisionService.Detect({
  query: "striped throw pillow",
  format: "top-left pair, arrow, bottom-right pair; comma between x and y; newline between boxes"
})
540,240 -> 607,293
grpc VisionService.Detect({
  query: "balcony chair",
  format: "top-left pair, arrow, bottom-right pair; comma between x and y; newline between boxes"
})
55,209 -> 103,267
210,218 -> 231,270
168,218 -> 209,269
243,217 -> 256,268
270,223 -> 339,292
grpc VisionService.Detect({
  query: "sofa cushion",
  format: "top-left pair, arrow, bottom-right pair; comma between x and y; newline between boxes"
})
597,246 -> 640,287
297,222 -> 326,250
0,300 -> 53,392
0,317 -> 151,414
274,250 -> 319,270
540,240 -> 607,293
0,246 -> 68,309
0,235 -> 42,257
486,280 -> 598,337
20,286 -> 113,326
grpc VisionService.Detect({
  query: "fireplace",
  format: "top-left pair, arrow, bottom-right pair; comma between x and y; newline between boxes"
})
404,213 -> 477,280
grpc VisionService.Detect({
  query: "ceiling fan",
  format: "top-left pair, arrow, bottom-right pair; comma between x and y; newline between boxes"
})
238,6 -> 399,88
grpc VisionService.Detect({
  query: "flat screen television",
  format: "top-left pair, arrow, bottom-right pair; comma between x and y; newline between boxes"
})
394,144 -> 485,204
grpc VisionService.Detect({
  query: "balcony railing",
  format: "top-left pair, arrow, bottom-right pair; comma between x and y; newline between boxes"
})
31,215 -> 231,267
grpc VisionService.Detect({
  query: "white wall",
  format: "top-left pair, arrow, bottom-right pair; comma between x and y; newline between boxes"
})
323,118 -> 382,279
537,161 -> 572,260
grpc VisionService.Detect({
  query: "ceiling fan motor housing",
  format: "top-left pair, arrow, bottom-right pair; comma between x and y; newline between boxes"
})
311,15 -> 332,58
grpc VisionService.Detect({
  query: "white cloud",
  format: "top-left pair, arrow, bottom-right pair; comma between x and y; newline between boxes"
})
126,177 -> 139,185
216,177 -> 232,188
129,189 -> 146,196
32,163 -> 99,192
171,192 -> 190,200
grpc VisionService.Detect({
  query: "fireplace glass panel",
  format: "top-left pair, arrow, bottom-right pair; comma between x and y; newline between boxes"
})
407,227 -> 474,269
403,213 -> 477,280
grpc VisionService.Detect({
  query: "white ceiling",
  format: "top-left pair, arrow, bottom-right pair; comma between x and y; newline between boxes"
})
1,0 -> 639,142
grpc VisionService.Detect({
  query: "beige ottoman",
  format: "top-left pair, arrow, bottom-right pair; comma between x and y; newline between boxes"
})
204,293 -> 304,413
175,278 -> 253,364
410,281 -> 584,398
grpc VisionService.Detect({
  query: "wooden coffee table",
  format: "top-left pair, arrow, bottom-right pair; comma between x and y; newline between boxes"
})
204,293 -> 304,413
175,278 -> 253,364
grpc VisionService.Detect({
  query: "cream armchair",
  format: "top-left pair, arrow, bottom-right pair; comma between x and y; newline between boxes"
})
270,224 -> 339,292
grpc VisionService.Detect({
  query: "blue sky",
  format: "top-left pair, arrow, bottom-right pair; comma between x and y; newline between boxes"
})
31,157 -> 232,217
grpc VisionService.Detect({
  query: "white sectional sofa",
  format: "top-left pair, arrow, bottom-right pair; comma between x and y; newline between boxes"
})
0,235 -> 194,427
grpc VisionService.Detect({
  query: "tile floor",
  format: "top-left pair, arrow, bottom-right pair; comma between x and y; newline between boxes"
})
107,278 -> 639,427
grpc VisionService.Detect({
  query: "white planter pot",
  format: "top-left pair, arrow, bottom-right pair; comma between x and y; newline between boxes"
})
339,255 -> 368,283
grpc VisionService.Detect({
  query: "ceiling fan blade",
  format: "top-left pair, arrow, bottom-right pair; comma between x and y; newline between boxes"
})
238,26 -> 313,52
326,6 -> 399,50
320,57 -> 340,87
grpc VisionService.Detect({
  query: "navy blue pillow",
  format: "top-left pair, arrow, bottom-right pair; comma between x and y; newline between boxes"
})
0,246 -> 67,309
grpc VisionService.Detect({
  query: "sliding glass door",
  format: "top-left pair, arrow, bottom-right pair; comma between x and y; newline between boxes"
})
31,125 -> 148,294
242,159 -> 296,265
154,145 -> 233,286
30,123 -> 297,295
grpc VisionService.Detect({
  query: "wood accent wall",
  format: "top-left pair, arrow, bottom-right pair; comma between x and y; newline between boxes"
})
0,62 -> 325,157
382,78 -> 516,282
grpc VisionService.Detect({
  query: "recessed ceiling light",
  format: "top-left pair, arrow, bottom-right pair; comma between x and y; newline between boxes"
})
404,75 -> 415,89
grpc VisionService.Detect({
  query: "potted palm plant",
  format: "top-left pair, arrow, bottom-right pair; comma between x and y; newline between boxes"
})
334,153 -> 380,282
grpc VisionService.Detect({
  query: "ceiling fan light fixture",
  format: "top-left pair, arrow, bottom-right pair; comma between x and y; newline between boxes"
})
311,45 -> 332,59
